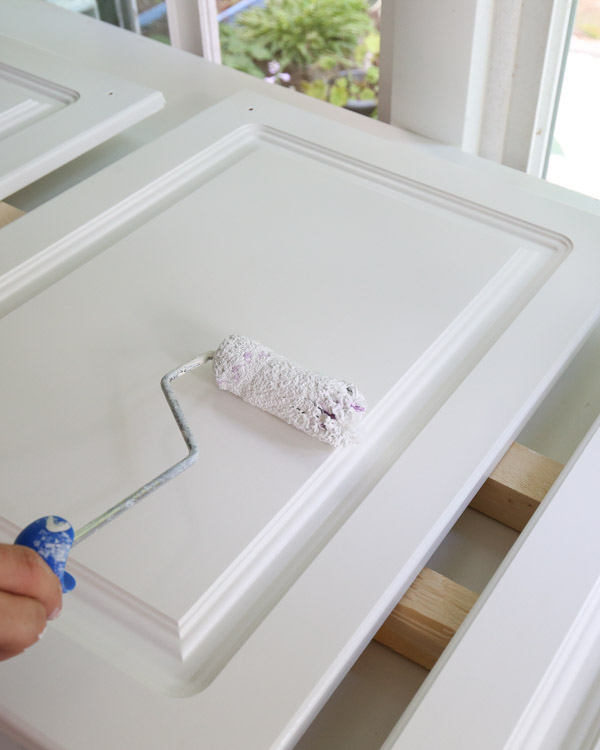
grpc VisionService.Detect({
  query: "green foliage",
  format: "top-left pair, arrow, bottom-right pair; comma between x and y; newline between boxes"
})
353,29 -> 380,66
302,78 -> 328,100
329,77 -> 349,106
316,55 -> 340,72
149,33 -> 171,45
303,66 -> 378,110
220,23 -> 271,77
236,0 -> 373,73
302,27 -> 379,114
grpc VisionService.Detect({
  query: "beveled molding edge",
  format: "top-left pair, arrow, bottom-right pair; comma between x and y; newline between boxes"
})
0,106 -> 575,694
0,102 -> 572,315
0,124 -> 258,315
0,517 -> 185,695
0,99 -> 52,138
0,237 -> 562,697
0,60 -> 80,106
258,123 -> 572,257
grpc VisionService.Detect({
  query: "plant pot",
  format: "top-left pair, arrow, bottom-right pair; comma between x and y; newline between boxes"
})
344,98 -> 377,116
330,68 -> 377,118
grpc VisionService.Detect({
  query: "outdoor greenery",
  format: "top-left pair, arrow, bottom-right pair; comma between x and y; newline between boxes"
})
235,0 -> 373,75
220,22 -> 271,77
220,0 -> 380,115
302,30 -> 379,110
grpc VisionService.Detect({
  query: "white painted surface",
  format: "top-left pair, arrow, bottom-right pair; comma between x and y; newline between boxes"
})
297,507 -> 518,750
0,31 -> 164,199
0,88 -> 572,694
379,0 -> 485,147
383,414 -> 600,750
2,3 -> 600,749
380,0 -> 574,174
2,85 -> 600,747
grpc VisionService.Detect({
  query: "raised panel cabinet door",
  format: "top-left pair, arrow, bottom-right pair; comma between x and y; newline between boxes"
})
1,92 -> 600,749
0,30 -> 164,199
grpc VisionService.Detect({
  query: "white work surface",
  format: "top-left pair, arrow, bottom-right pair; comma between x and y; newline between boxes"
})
3,2 -> 600,749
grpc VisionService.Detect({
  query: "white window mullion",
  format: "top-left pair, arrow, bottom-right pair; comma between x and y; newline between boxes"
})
379,0 -> 575,177
197,0 -> 221,63
119,0 -> 140,33
524,0 -> 576,177
482,0 -> 574,176
165,0 -> 221,62
378,0 -> 488,152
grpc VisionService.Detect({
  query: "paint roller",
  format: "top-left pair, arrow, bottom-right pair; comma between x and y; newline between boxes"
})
14,335 -> 367,591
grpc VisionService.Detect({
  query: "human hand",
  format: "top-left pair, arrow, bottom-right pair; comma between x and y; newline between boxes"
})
0,544 -> 62,661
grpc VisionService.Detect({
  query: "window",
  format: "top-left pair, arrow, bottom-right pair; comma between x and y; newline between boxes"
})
85,0 -> 383,118
546,1 -> 600,201
216,0 -> 381,118
55,0 -> 588,181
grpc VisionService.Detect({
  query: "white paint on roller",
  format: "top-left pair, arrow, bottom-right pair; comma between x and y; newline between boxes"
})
213,335 -> 366,447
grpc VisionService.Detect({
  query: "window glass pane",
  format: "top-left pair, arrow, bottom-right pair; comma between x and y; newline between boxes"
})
218,0 -> 381,118
46,0 -> 171,40
546,1 -> 600,200
138,0 -> 171,44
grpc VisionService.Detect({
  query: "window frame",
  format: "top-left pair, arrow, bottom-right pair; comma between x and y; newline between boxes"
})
165,0 -> 220,61
165,0 -> 575,177
378,0 -> 576,177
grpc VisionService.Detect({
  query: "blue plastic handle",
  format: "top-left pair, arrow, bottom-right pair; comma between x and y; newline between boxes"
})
14,516 -> 76,593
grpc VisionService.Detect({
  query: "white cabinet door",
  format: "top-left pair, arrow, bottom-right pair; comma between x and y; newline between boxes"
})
1,92 -> 600,749
0,32 -> 164,199
384,414 -> 600,750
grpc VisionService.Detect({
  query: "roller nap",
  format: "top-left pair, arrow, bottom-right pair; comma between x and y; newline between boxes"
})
213,335 -> 366,447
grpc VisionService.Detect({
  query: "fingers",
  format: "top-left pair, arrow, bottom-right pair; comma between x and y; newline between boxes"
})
0,591 -> 47,661
0,545 -> 63,661
0,544 -> 62,620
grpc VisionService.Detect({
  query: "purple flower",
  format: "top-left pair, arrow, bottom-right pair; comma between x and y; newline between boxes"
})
267,61 -> 281,74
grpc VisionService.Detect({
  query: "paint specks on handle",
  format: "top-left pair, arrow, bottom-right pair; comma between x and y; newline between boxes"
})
14,516 -> 76,593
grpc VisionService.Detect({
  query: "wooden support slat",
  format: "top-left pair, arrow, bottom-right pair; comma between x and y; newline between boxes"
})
375,443 -> 562,670
469,442 -> 563,531
374,567 -> 478,670
0,202 -> 24,229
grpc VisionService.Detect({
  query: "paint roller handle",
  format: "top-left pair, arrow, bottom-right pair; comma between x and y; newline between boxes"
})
14,516 -> 76,593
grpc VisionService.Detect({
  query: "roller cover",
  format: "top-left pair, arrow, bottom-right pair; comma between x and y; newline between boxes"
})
212,335 -> 366,447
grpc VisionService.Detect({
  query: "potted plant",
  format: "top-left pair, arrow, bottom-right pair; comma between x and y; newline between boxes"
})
302,31 -> 380,117
234,0 -> 372,86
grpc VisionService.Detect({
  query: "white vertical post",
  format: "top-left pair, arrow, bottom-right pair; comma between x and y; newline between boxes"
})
522,0 -> 575,177
165,0 -> 221,62
120,0 -> 140,33
378,0 -> 492,152
197,0 -> 222,63
379,0 -> 575,176
479,0 -> 574,175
